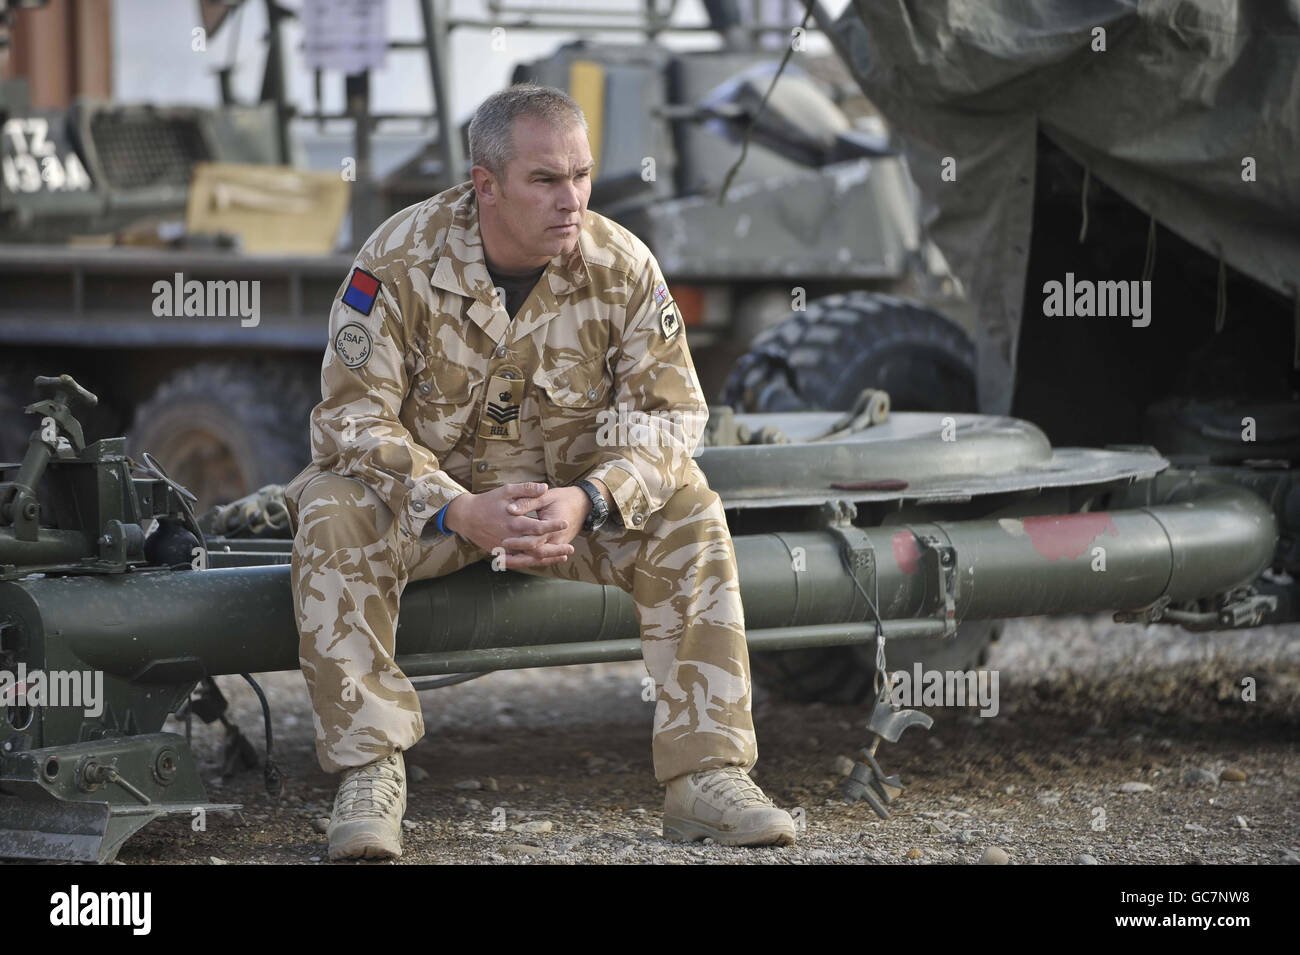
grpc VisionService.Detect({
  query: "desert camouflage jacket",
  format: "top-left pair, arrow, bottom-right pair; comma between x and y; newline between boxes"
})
284,180 -> 708,540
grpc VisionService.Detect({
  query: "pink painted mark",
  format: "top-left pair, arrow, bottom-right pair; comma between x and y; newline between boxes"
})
892,531 -> 921,574
1021,513 -> 1119,561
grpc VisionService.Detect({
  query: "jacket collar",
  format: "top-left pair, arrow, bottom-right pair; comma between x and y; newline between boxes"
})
430,183 -> 591,343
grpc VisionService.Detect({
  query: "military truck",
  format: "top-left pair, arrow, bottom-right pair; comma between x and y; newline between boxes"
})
0,0 -> 959,511
0,0 -> 449,511
719,0 -> 1299,697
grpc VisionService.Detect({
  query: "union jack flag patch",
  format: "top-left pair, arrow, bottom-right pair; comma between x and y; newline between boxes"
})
653,282 -> 670,305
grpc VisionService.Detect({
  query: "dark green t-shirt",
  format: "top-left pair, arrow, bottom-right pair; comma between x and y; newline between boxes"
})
485,255 -> 546,320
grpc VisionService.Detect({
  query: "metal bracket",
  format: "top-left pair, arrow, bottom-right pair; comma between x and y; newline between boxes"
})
0,732 -> 240,863
1115,590 -> 1279,630
916,534 -> 959,637
1113,594 -> 1172,625
843,686 -> 933,819
1216,592 -> 1278,628
818,500 -> 878,601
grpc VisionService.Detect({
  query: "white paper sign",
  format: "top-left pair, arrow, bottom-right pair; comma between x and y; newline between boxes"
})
301,0 -> 388,74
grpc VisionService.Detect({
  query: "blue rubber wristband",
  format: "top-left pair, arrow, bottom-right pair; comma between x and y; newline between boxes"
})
434,502 -> 453,535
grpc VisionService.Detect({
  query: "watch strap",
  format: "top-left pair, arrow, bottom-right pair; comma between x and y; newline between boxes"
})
574,479 -> 609,531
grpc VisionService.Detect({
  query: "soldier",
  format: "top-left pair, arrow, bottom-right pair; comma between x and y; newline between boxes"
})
284,83 -> 796,861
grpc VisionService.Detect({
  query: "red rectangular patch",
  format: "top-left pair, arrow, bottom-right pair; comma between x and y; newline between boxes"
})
349,269 -> 380,297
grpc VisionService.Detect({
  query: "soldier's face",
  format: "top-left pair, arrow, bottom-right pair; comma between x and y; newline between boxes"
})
480,115 -> 593,269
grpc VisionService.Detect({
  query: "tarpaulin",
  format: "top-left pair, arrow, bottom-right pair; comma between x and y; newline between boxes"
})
833,0 -> 1300,412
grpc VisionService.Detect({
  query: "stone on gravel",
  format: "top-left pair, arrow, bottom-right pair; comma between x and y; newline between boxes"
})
484,777 -> 500,791
209,857 -> 228,865
1117,782 -> 1153,793
407,765 -> 430,783
906,848 -> 922,859
1184,823 -> 1208,833
1075,853 -> 1099,865
1220,768 -> 1247,783
455,779 -> 482,790
503,843 -> 544,856
927,820 -> 950,835
1036,790 -> 1062,805
1233,815 -> 1249,829
979,847 -> 1010,865
832,755 -> 856,776
957,829 -> 977,845
1182,768 -> 1218,787
310,816 -> 329,834
510,820 -> 553,834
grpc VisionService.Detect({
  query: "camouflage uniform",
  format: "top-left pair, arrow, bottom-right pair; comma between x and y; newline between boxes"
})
284,181 -> 757,783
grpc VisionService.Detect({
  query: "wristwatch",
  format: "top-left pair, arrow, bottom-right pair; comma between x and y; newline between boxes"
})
574,479 -> 610,532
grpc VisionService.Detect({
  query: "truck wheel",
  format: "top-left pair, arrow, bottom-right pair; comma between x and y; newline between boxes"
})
720,291 -> 976,413
127,362 -> 315,513
723,291 -> 991,703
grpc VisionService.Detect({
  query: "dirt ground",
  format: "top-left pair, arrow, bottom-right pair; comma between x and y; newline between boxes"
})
112,613 -> 1300,865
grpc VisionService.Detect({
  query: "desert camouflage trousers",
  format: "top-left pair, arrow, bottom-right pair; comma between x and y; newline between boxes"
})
289,466 -> 757,783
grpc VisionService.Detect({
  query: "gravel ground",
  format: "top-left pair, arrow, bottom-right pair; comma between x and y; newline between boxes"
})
112,613 -> 1300,865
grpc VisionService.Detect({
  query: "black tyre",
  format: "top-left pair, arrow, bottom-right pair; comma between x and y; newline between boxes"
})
724,291 -> 992,703
127,361 -> 316,513
720,291 -> 977,413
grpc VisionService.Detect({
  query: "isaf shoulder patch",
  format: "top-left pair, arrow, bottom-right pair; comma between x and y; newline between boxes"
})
334,323 -> 373,368
342,267 -> 381,315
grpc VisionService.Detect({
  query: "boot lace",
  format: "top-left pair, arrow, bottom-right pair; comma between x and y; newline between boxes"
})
695,767 -> 772,809
333,756 -> 403,821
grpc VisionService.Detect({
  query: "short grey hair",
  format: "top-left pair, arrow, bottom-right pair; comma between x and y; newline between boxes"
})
468,83 -> 588,176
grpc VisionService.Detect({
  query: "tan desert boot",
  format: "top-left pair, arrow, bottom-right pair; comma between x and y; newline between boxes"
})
663,766 -> 797,847
327,751 -> 407,861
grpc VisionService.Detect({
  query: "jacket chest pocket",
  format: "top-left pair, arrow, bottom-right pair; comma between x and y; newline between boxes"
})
532,354 -> 612,482
408,357 -> 485,456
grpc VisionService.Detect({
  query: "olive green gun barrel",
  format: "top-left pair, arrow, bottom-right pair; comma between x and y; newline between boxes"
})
2,477 -> 1273,679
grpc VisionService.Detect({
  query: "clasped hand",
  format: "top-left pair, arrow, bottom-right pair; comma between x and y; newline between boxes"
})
442,482 -> 591,569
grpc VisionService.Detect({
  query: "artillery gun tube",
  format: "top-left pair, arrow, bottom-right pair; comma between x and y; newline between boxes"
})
0,528 -> 93,565
0,478 -> 1273,679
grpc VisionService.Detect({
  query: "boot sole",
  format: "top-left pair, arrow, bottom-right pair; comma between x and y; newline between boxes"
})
328,831 -> 402,861
662,815 -> 796,847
